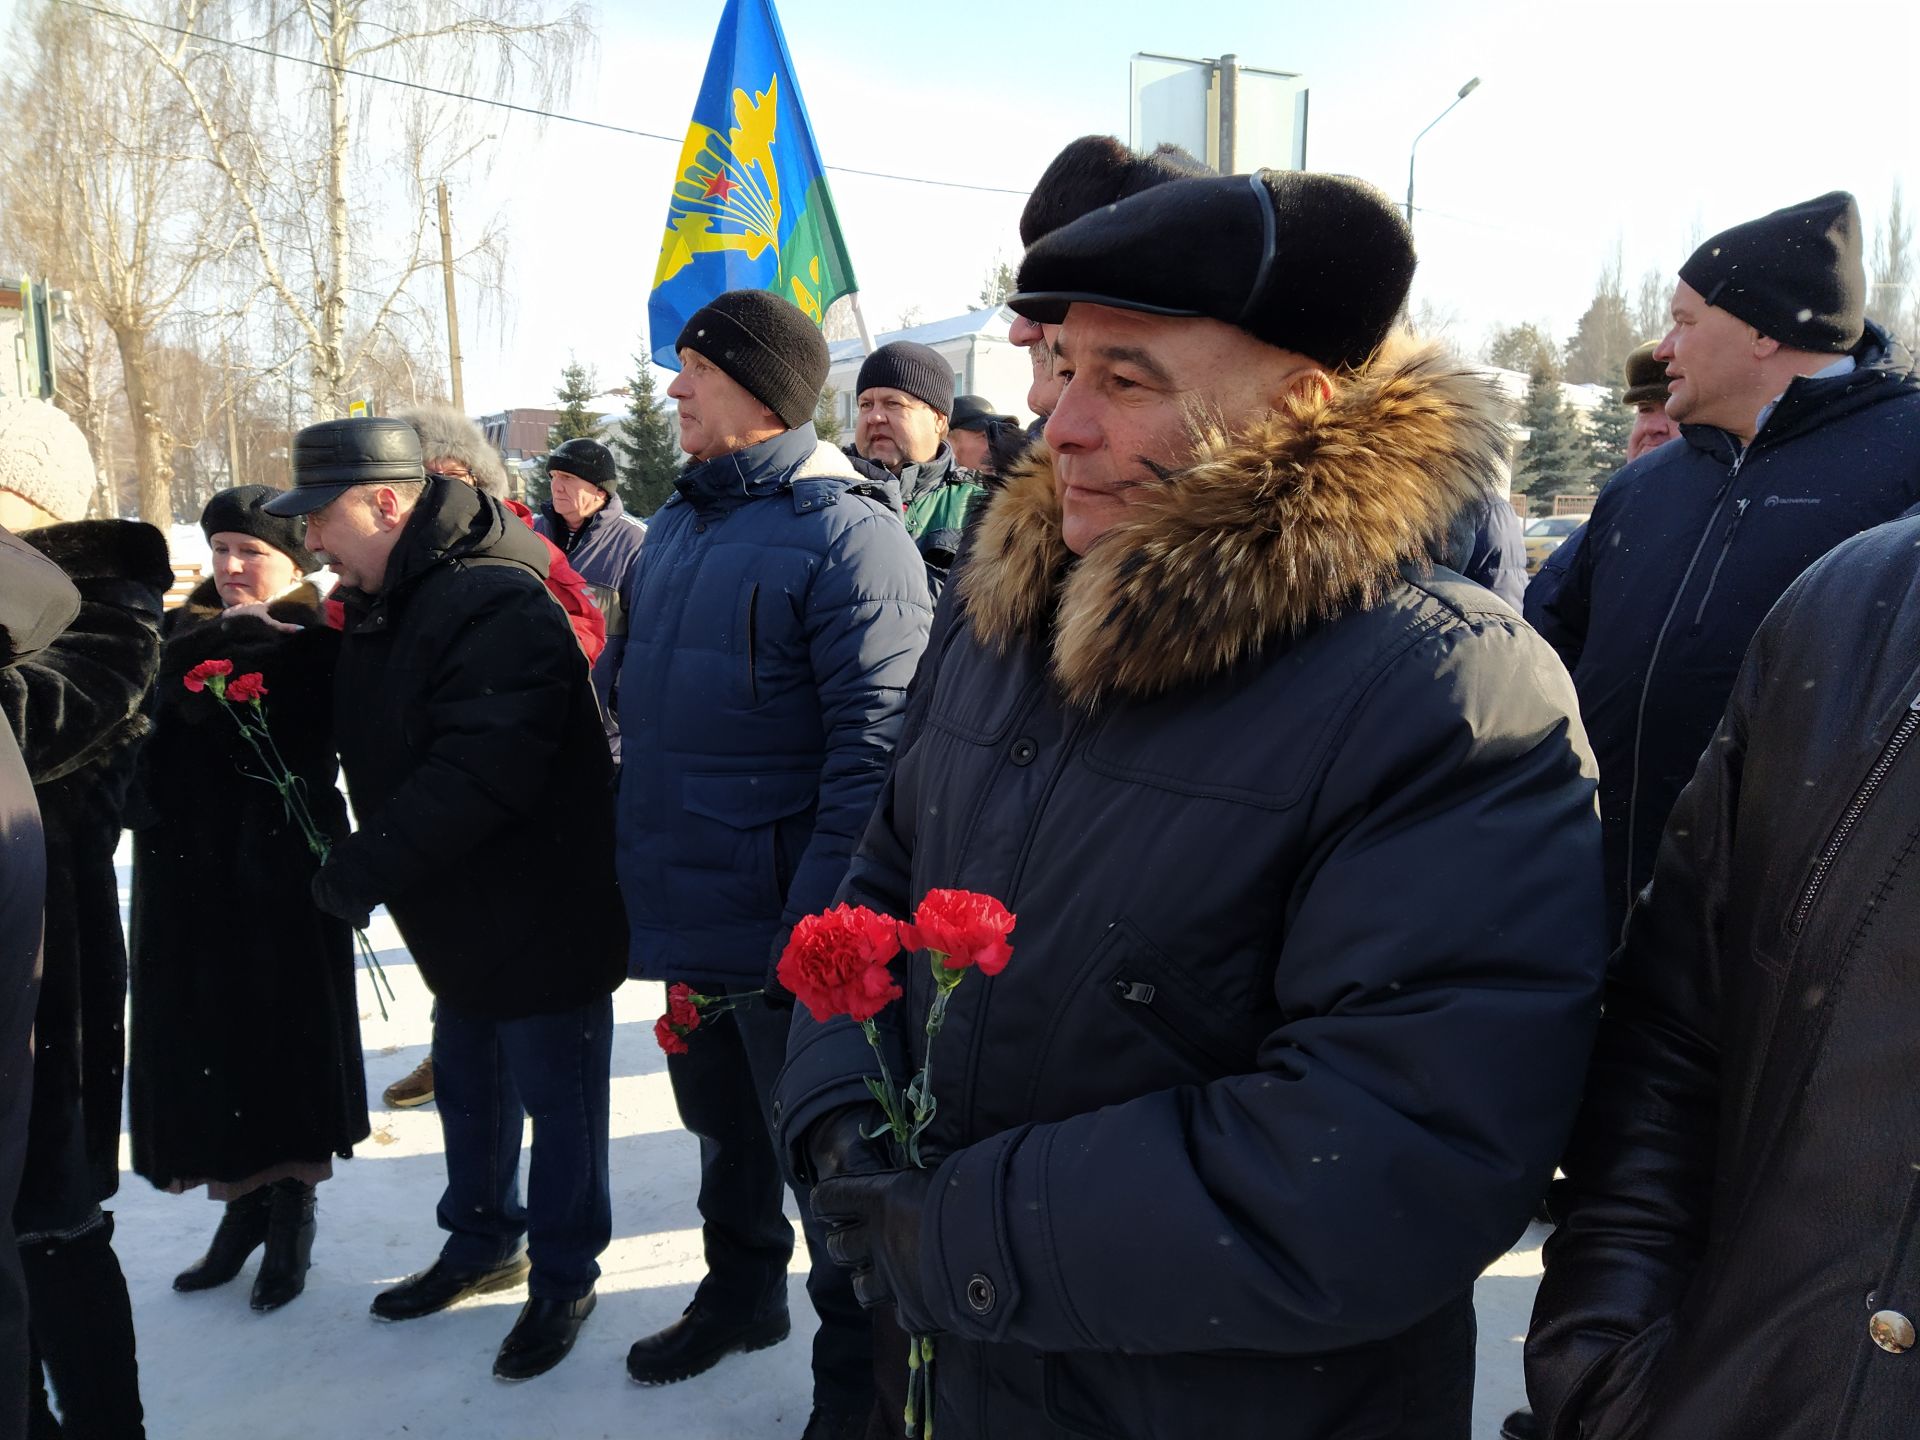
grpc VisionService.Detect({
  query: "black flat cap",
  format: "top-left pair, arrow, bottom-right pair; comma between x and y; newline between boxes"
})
950,395 -> 1016,432
262,417 -> 427,516
1011,170 -> 1416,370
1679,192 -> 1864,353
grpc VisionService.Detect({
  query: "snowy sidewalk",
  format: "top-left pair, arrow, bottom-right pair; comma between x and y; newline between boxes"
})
106,850 -> 1539,1438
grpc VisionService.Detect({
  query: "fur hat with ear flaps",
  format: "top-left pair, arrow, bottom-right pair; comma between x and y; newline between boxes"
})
957,337 -> 1511,709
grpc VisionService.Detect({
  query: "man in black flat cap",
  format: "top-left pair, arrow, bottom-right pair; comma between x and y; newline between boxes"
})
776,169 -> 1609,1440
1525,191 -> 1920,945
265,418 -> 626,1381
945,396 -> 1019,477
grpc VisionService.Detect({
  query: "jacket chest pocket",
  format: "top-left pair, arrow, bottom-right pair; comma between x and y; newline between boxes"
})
1020,919 -> 1266,1123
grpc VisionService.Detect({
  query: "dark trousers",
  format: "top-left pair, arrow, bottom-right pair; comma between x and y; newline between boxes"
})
432,994 -> 613,1301
22,1211 -> 143,1439
667,990 -> 871,1411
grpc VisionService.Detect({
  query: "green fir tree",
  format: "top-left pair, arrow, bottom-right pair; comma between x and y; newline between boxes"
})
531,359 -> 599,508
1511,361 -> 1591,497
615,351 -> 681,518
814,385 -> 844,444
1587,385 -> 1634,485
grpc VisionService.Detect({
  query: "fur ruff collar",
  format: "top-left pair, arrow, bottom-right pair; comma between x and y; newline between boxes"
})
957,338 -> 1510,707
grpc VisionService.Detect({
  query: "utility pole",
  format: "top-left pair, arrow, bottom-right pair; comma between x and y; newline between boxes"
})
1217,54 -> 1239,174
437,181 -> 466,411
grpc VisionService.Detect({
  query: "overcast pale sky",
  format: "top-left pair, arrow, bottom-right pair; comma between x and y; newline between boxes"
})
12,0 -> 1919,415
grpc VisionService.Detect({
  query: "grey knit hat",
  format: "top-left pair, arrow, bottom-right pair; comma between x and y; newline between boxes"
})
0,397 -> 94,523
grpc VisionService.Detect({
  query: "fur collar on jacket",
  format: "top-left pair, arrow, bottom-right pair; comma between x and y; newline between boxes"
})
957,338 -> 1511,707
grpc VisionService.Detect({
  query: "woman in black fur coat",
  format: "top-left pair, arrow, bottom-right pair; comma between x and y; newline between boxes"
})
127,486 -> 368,1314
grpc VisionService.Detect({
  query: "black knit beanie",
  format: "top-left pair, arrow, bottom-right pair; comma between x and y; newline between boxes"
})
1019,136 -> 1214,248
674,289 -> 829,429
854,342 -> 954,416
201,484 -> 321,573
1678,192 -> 1865,354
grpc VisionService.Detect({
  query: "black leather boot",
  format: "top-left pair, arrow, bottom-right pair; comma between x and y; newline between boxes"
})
625,1302 -> 791,1385
173,1187 -> 271,1292
248,1180 -> 316,1312
492,1291 -> 596,1381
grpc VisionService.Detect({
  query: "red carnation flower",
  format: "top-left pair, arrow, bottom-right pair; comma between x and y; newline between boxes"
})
225,672 -> 269,704
901,889 -> 1016,976
775,904 -> 905,1024
666,982 -> 703,1033
654,1014 -> 690,1056
182,658 -> 234,693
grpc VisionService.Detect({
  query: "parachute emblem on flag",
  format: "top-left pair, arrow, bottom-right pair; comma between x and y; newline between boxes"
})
654,77 -> 784,289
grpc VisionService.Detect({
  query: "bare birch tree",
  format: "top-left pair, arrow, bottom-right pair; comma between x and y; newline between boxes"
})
0,2 -> 233,522
132,0 -> 587,418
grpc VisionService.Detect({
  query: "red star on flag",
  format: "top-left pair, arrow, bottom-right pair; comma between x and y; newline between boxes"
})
703,172 -> 736,202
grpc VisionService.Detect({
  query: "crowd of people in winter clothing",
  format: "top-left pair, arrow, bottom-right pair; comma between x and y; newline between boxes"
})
2,125 -> 1919,1440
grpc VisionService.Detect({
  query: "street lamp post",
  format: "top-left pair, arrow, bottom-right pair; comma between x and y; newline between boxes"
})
1407,76 -> 1481,232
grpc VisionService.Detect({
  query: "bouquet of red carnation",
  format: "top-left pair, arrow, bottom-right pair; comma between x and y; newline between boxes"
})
184,659 -> 396,1018
776,889 -> 1016,1439
652,981 -> 766,1056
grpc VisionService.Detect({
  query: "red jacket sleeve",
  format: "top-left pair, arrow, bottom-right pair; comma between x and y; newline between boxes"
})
501,498 -> 606,665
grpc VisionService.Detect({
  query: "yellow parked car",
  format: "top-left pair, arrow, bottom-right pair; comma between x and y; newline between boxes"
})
1523,514 -> 1585,574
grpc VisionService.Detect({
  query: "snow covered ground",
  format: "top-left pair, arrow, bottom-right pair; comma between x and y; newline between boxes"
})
104,838 -> 1540,1439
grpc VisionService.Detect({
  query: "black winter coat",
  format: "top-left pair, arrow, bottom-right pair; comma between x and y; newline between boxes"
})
326,477 -> 626,1019
0,527 -> 78,1440
1527,516 -> 1920,1440
776,344 -> 1609,1439
1524,322 -> 1920,937
0,521 -> 169,1235
127,580 -> 369,1188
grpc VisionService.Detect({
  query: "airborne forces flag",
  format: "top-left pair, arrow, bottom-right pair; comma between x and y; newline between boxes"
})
647,0 -> 859,367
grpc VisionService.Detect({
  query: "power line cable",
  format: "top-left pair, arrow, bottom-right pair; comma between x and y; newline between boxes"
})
51,0 -> 1034,197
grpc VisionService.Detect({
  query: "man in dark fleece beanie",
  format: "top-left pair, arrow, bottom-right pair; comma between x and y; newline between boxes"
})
622,290 -> 930,1440
850,342 -> 986,578
1524,188 -> 1920,952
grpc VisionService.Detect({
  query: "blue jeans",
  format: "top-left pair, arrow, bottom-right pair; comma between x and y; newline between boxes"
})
431,995 -> 613,1301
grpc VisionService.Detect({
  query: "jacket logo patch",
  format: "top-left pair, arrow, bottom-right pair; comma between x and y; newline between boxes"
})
1763,495 -> 1822,507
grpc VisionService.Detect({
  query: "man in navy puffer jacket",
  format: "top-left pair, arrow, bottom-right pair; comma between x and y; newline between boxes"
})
614,289 -> 931,1438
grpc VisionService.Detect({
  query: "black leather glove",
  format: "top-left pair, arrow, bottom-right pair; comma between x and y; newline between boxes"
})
812,1166 -> 939,1334
310,864 -> 373,931
801,1104 -> 895,1185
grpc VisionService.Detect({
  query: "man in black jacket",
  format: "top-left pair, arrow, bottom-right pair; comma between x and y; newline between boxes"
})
1527,514 -> 1920,1440
266,418 -> 626,1381
779,170 -> 1607,1439
1525,191 -> 1920,941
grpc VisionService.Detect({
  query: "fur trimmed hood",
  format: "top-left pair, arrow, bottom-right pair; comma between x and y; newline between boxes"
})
957,338 -> 1511,706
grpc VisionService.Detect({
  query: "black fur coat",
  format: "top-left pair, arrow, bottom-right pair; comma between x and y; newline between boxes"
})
0,520 -> 169,1234
127,580 -> 369,1189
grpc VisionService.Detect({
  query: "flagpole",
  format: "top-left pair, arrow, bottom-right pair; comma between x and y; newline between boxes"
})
848,292 -> 877,357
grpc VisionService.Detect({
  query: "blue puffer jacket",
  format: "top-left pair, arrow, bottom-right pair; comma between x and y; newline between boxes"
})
615,423 -> 933,986
534,491 -> 647,762
1526,321 -> 1920,937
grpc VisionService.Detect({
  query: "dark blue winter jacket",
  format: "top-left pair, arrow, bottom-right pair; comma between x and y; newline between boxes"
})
1445,487 -> 1527,610
1526,321 -> 1920,937
614,423 -> 932,987
534,492 -> 647,763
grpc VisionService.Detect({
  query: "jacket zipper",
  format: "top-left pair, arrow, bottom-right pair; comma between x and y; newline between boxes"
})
746,583 -> 759,705
1689,497 -> 1751,629
1112,975 -> 1241,1070
1790,692 -> 1920,934
1621,442 -> 1746,935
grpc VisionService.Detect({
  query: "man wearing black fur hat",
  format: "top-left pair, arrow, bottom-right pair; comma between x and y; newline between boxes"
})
265,418 -> 626,1381
777,171 -> 1607,1438
128,485 -> 368,1316
618,289 -> 930,1439
1526,191 -> 1920,944
0,396 -> 169,1437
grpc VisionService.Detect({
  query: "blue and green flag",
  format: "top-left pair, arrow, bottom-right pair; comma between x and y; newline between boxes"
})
648,0 -> 857,369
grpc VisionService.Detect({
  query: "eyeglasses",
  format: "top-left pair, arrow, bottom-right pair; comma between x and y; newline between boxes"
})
427,464 -> 472,482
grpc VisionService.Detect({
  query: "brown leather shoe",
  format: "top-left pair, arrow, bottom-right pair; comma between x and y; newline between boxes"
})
383,1055 -> 435,1109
